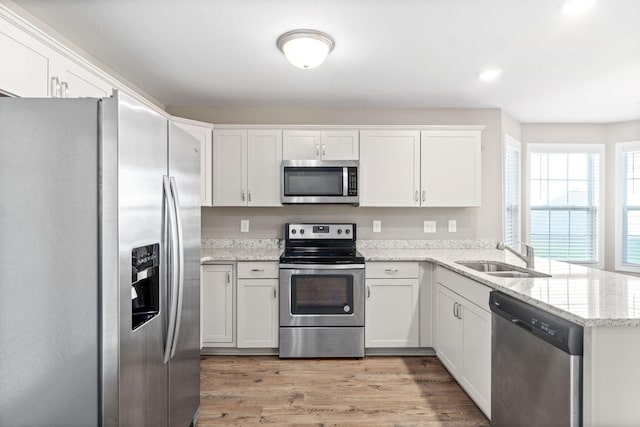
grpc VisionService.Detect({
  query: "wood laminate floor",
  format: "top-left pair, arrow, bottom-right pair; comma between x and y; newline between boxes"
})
199,355 -> 490,426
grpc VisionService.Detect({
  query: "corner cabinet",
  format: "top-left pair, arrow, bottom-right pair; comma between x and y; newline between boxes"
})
359,128 -> 482,207
172,119 -> 213,207
212,129 -> 282,207
434,266 -> 491,418
365,262 -> 420,347
236,262 -> 279,348
282,130 -> 359,160
201,264 -> 235,347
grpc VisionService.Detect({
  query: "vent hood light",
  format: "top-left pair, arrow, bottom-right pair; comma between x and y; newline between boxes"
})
277,29 -> 335,69
478,69 -> 503,81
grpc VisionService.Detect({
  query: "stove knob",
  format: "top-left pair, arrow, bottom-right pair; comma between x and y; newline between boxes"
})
300,229 -> 305,235
345,229 -> 351,234
291,229 -> 297,234
337,229 -> 342,234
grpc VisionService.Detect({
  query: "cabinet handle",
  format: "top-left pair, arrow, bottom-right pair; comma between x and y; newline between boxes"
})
315,144 -> 320,157
322,144 -> 326,156
273,287 -> 277,299
60,81 -> 69,98
248,190 -> 252,202
367,285 -> 371,298
415,191 -> 419,202
453,302 -> 457,318
251,268 -> 264,273
422,190 -> 426,202
226,272 -> 231,284
241,190 -> 246,201
384,268 -> 398,274
50,77 -> 60,98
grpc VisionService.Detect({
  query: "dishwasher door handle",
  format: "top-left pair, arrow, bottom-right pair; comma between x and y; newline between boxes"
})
511,318 -> 533,332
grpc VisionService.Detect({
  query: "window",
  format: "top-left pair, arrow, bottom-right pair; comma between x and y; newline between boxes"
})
527,144 -> 604,266
504,136 -> 521,246
616,141 -> 640,272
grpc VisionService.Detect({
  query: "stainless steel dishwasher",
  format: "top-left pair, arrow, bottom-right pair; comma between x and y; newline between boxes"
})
490,291 -> 584,427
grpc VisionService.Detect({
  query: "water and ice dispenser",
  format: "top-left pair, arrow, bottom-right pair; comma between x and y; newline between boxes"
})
131,244 -> 160,330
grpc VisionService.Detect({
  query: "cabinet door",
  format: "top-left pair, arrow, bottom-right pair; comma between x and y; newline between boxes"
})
460,301 -> 491,416
237,279 -> 279,348
201,265 -> 234,345
365,278 -> 419,347
359,130 -> 421,206
173,120 -> 213,206
320,130 -> 359,160
282,130 -> 321,160
0,17 -> 54,97
54,55 -> 112,98
213,129 -> 247,206
435,284 -> 463,373
247,130 -> 282,206
420,130 -> 481,206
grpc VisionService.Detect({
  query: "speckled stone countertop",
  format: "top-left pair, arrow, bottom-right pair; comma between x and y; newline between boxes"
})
201,238 -> 282,262
361,247 -> 640,328
201,239 -> 640,327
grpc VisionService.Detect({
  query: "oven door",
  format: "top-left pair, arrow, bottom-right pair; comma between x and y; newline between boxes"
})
279,266 -> 365,327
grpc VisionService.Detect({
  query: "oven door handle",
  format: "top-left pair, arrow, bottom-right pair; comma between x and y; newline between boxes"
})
279,263 -> 365,270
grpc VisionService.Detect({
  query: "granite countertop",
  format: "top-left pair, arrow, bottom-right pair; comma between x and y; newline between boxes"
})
200,239 -> 640,327
361,247 -> 640,328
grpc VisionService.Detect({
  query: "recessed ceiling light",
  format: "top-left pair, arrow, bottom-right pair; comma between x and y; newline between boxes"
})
477,69 -> 503,81
562,0 -> 596,16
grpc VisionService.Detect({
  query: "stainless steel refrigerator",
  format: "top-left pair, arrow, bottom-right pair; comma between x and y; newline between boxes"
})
0,91 -> 201,427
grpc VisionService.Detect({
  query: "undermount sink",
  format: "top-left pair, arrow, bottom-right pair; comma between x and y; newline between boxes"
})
455,261 -> 551,279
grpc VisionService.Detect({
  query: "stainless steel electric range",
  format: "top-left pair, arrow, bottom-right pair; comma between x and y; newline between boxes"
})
279,223 -> 365,358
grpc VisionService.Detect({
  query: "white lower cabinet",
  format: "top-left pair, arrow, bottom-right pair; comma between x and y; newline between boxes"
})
435,267 -> 491,417
236,262 -> 279,348
201,264 -> 234,346
365,262 -> 419,347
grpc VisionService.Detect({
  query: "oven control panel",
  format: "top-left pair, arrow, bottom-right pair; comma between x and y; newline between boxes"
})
287,223 -> 355,240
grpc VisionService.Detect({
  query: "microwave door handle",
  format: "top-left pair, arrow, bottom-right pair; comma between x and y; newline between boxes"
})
343,167 -> 348,196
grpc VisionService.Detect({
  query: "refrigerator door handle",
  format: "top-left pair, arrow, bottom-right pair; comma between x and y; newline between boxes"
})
163,176 -> 180,364
169,176 -> 185,358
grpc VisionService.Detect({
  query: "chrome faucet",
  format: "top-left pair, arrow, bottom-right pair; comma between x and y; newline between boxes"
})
497,241 -> 535,269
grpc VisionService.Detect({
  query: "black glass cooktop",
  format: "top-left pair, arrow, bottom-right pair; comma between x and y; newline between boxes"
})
279,248 -> 365,264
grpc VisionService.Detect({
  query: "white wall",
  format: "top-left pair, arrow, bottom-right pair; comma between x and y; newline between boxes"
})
521,120 -> 640,271
167,106 -> 505,241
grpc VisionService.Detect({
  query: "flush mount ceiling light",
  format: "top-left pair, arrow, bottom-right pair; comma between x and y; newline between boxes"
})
277,29 -> 335,69
562,0 -> 596,16
478,68 -> 503,81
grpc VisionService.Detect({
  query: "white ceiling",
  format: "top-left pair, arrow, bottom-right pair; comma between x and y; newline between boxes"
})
11,0 -> 640,123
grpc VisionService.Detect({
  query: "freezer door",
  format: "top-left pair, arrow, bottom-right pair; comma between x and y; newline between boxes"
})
167,122 -> 201,426
0,98 -> 101,427
114,92 -> 169,427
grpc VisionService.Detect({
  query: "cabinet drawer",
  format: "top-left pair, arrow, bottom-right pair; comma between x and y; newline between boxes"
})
436,266 -> 491,310
366,262 -> 419,279
237,261 -> 279,279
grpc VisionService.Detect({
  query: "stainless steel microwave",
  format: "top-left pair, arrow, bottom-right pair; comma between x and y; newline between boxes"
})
281,160 -> 359,205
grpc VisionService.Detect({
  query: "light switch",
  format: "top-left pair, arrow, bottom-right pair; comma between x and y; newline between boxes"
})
373,220 -> 382,233
240,219 -> 250,233
448,220 -> 457,233
424,221 -> 436,233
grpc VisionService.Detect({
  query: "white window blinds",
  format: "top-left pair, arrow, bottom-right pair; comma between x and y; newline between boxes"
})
528,145 -> 603,265
504,139 -> 521,246
622,148 -> 640,265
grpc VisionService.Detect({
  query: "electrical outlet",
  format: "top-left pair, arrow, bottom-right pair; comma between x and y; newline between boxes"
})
448,220 -> 457,233
240,219 -> 250,233
373,220 -> 382,233
424,221 -> 436,233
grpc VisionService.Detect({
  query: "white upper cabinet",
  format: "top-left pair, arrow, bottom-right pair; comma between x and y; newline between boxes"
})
172,119 -> 213,206
359,130 -> 421,206
420,130 -> 481,206
213,129 -> 282,207
283,130 -> 359,160
1,10 -> 112,98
